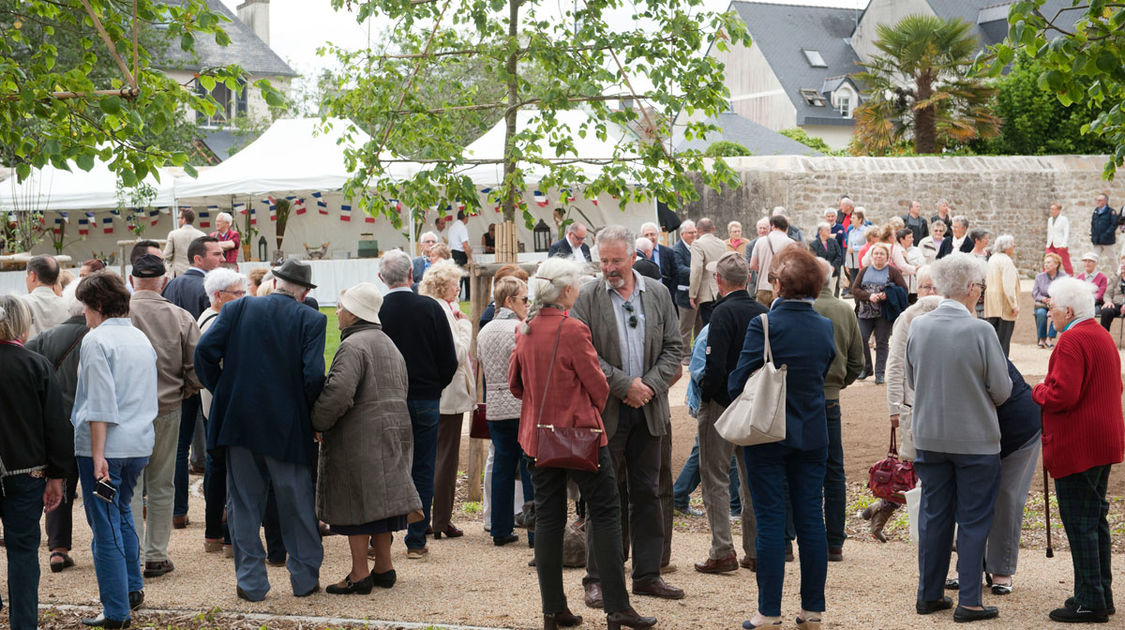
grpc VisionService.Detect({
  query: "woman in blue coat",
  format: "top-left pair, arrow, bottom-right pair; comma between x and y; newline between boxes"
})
728,248 -> 836,630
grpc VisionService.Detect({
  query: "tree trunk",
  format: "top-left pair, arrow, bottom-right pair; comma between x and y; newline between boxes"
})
501,0 -> 521,225
914,71 -> 936,154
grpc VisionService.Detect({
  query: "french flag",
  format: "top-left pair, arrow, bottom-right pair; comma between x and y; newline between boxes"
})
340,204 -> 352,222
313,192 -> 328,214
78,217 -> 89,236
52,217 -> 63,234
59,211 -> 70,223
198,209 -> 211,229
533,190 -> 549,207
294,197 -> 307,215
103,217 -> 114,234
267,196 -> 277,222
149,209 -> 161,226
235,202 -> 248,215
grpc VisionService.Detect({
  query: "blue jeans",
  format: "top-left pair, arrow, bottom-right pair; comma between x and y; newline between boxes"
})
824,399 -> 846,549
672,438 -> 700,509
745,443 -> 828,617
0,474 -> 46,630
173,395 -> 201,517
1034,306 -> 1057,340
78,456 -> 147,622
406,398 -> 441,550
489,418 -> 533,538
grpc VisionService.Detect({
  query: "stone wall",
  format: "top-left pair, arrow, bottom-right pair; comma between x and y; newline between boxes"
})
683,154 -> 1125,275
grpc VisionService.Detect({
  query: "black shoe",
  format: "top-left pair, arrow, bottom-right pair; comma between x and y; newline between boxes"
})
953,606 -> 998,622
916,596 -> 953,615
874,375 -> 885,385
325,573 -> 373,595
236,586 -> 264,602
674,505 -> 703,517
543,608 -> 583,630
142,559 -> 174,578
370,569 -> 397,589
128,590 -> 144,611
857,370 -> 869,380
1066,597 -> 1115,616
493,534 -> 519,546
944,578 -> 960,590
81,616 -> 130,628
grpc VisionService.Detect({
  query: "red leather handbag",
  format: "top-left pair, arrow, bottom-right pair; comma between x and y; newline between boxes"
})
867,428 -> 917,505
469,403 -> 490,439
533,317 -> 601,472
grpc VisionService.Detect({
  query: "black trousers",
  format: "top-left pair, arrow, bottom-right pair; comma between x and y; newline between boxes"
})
44,464 -> 80,550
452,249 -> 470,299
585,406 -> 663,584
986,317 -> 1015,356
530,447 -> 631,615
1099,305 -> 1123,331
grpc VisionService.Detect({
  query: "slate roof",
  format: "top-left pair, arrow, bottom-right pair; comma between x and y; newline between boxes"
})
924,0 -> 1076,48
731,1 -> 862,127
675,111 -> 824,157
155,0 -> 296,77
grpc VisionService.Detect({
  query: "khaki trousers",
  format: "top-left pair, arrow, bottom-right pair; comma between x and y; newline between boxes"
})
131,410 -> 182,562
698,400 -> 756,559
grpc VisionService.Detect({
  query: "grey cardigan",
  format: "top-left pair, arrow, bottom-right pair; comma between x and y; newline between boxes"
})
476,309 -> 522,420
905,299 -> 1012,455
312,322 -> 422,526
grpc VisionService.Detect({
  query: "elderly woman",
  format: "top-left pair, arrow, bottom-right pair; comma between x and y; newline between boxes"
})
918,221 -> 947,265
419,260 -> 475,539
851,243 -> 908,384
196,268 -> 247,555
1033,277 -> 1123,623
899,229 -> 926,300
428,242 -> 452,265
906,254 -> 1012,623
1075,253 -> 1108,308
844,208 -> 869,286
0,296 -> 73,630
984,235 -> 1021,355
312,283 -> 422,594
80,259 -> 106,278
73,271 -> 159,628
477,276 -> 532,546
726,221 -> 748,257
728,247 -> 836,630
246,267 -> 269,296
1098,254 -> 1125,331
510,256 -> 655,630
1032,253 -> 1067,348
810,222 -> 843,293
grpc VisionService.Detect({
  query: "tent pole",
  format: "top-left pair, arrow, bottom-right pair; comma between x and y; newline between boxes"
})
409,204 -> 416,256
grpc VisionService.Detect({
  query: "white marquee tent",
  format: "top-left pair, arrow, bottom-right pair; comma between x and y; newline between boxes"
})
0,156 -> 177,211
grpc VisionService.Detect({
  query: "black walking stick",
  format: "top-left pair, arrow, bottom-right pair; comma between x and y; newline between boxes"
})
1044,466 -> 1054,558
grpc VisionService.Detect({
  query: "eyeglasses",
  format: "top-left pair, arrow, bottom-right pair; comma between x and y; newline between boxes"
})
622,300 -> 638,328
221,290 -> 246,297
918,283 -> 935,291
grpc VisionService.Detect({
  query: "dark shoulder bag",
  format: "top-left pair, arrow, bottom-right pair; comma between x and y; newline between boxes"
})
534,316 -> 602,472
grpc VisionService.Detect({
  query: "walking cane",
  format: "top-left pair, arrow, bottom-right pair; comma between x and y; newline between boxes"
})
1043,467 -> 1053,558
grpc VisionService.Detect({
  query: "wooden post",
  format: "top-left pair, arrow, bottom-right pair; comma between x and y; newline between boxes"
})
465,268 -> 491,503
496,220 -> 518,263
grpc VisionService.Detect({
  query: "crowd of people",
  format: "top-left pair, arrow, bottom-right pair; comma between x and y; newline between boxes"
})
0,194 -> 1122,630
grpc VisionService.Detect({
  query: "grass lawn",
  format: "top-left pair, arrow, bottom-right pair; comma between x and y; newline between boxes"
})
319,300 -> 471,369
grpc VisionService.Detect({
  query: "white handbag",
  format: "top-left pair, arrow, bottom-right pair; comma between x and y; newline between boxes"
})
714,313 -> 787,446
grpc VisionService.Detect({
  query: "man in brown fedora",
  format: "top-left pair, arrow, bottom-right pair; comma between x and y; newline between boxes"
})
194,257 -> 326,601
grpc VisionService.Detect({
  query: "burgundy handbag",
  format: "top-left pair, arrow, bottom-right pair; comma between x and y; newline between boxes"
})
470,403 -> 490,439
533,316 -> 601,472
867,428 -> 917,505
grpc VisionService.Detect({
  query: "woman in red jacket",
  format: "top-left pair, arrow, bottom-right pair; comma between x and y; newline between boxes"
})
509,257 -> 654,630
1033,276 -> 1124,624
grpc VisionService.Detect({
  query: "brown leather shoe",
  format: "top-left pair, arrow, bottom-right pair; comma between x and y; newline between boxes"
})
583,582 -> 604,609
434,524 -> 463,539
739,556 -> 757,571
828,547 -> 843,562
632,577 -> 685,600
785,542 -> 795,562
694,552 -> 739,574
172,515 -> 189,529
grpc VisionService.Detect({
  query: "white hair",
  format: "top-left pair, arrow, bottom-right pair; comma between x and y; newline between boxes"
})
204,268 -> 247,306
771,206 -> 787,217
816,257 -> 832,282
931,253 -> 986,300
596,225 -> 634,249
839,197 -> 854,210
952,215 -> 969,229
635,237 -> 653,255
275,277 -> 308,296
679,219 -> 696,231
420,231 -> 440,243
824,208 -> 837,218
522,256 -> 586,334
216,212 -> 233,224
992,234 -> 1015,253
1049,277 -> 1096,319
380,249 -> 414,287
640,222 -> 659,235
756,217 -> 769,229
816,221 -> 831,233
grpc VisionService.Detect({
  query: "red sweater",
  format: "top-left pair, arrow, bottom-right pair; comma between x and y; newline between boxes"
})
1032,319 -> 1124,478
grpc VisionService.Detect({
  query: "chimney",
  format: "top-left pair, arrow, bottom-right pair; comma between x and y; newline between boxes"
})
237,0 -> 270,46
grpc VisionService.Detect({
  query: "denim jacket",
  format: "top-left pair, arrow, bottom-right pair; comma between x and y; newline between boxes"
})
685,325 -> 710,417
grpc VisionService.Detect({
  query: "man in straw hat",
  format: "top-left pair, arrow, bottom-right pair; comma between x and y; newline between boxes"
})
194,257 -> 326,601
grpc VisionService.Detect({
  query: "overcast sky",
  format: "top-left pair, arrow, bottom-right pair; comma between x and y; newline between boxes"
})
220,0 -> 868,85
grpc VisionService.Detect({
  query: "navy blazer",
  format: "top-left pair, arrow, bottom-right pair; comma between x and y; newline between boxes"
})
728,300 -> 836,451
810,237 -> 843,272
548,237 -> 591,261
195,293 -> 327,465
936,235 -> 974,259
672,240 -> 692,309
162,268 -> 209,319
411,256 -> 428,292
651,243 -> 677,299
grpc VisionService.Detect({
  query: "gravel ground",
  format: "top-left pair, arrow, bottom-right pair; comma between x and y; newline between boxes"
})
5,281 -> 1124,629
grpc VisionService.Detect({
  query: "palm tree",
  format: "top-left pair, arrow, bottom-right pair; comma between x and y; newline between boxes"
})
854,14 -> 1000,155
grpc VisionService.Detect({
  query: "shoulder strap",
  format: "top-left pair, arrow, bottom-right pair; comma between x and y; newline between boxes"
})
760,313 -> 772,366
54,328 -> 89,372
199,311 -> 219,330
535,317 -> 565,426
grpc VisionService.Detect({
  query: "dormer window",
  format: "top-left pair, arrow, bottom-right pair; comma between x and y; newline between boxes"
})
837,95 -> 852,117
802,49 -> 827,68
800,89 -> 826,107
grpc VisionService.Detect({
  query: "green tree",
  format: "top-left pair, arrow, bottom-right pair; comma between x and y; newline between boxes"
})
779,128 -> 833,154
986,1 -> 1125,178
0,0 -> 286,186
854,14 -> 1000,155
321,0 -> 750,230
704,140 -> 751,157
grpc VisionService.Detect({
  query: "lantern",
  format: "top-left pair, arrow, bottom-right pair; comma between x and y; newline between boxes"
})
533,219 -> 551,252
258,235 -> 268,262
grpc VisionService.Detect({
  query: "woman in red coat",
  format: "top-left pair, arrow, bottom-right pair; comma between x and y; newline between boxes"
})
509,256 -> 655,630
1033,277 -> 1124,623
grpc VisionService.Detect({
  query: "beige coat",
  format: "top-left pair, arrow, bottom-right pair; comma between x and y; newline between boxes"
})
128,290 -> 202,414
22,286 -> 69,342
311,322 -> 422,526
163,224 -> 206,277
984,252 -> 1020,321
434,296 -> 476,415
689,232 -> 726,304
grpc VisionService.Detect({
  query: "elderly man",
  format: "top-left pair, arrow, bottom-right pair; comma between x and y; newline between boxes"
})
640,222 -> 676,297
194,257 -> 326,601
571,225 -> 684,607
21,254 -> 68,341
378,249 -> 458,559
836,196 -> 856,233
548,221 -> 592,261
902,201 -> 930,244
811,258 -> 864,561
163,208 -> 207,277
936,216 -> 974,259
694,252 -> 765,574
1090,193 -> 1119,264
688,218 -> 726,325
1098,254 -> 1125,330
165,235 -> 225,529
411,231 -> 441,290
772,206 -> 804,245
209,212 -> 240,265
127,254 -> 202,579
673,220 -> 699,363
748,215 -> 797,306
1034,277 -> 1124,623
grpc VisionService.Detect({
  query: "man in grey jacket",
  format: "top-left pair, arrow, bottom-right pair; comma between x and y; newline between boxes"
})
906,253 -> 1012,623
571,225 -> 684,608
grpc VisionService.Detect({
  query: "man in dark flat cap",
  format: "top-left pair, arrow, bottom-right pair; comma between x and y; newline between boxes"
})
194,257 -> 326,601
127,254 -> 203,580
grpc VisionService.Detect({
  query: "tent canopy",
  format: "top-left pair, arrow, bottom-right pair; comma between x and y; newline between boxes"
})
0,157 -> 176,212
